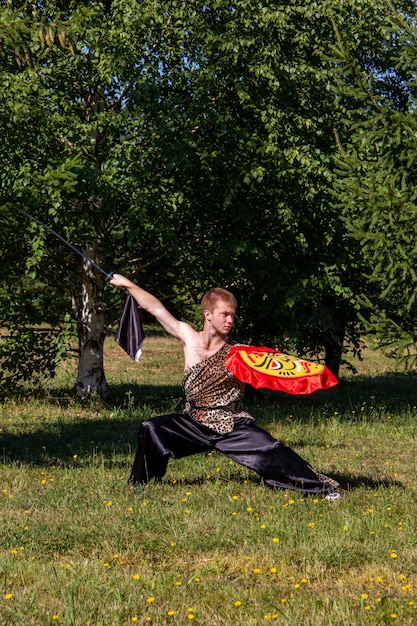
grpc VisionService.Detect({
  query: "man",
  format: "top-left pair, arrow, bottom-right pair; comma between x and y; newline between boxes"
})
110,273 -> 340,498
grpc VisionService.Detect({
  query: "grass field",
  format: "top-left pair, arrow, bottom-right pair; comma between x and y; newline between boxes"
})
1,333 -> 417,625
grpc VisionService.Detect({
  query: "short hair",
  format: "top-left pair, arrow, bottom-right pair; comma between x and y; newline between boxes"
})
201,288 -> 237,314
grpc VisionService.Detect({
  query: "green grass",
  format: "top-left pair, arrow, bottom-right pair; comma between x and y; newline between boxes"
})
1,335 -> 417,625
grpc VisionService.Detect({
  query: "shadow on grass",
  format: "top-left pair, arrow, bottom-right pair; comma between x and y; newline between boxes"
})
153,470 -> 402,493
0,415 -> 137,468
245,371 -> 417,417
0,414 -> 404,493
5,371 -> 417,413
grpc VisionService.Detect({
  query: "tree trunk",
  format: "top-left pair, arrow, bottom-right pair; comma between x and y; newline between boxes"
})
323,323 -> 345,380
74,258 -> 108,400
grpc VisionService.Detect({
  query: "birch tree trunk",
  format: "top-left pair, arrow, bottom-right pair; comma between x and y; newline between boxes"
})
74,255 -> 108,399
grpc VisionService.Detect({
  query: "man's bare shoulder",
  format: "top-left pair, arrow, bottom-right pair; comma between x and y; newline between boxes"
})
176,320 -> 200,345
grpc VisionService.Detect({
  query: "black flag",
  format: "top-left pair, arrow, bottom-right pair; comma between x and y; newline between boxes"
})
115,294 -> 144,361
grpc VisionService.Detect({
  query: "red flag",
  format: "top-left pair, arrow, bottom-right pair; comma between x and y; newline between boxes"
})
225,346 -> 338,395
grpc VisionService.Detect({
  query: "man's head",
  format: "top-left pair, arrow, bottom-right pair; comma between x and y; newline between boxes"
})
201,288 -> 237,336
201,288 -> 237,315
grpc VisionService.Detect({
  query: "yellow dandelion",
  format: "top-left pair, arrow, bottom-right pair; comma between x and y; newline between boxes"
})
167,610 -> 176,616
272,537 -> 279,543
232,495 -> 238,500
308,522 -> 315,529
270,567 -> 277,574
390,614 -> 397,620
175,581 -> 182,586
131,618 -> 138,623
364,605 -> 371,611
4,593 -> 13,600
146,597 -> 155,603
234,600 -> 242,607
247,507 -> 253,512
390,551 -> 398,559
361,593 -> 369,600
132,574 -> 140,580
253,568 -> 261,574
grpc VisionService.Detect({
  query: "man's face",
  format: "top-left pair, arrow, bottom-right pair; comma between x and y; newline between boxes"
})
207,300 -> 236,335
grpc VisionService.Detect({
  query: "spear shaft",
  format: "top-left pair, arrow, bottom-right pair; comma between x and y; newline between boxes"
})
17,208 -> 113,279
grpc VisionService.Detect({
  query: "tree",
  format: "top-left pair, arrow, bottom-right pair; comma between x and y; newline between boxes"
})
0,0 -> 194,397
329,0 -> 417,366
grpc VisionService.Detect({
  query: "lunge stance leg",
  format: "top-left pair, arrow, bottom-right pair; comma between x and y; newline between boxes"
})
129,413 -> 213,483
213,418 -> 338,495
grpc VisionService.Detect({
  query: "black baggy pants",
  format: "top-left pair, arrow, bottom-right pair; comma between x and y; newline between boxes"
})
129,413 -> 335,495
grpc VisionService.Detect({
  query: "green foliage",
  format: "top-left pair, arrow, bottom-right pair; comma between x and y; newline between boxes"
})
330,0 -> 417,365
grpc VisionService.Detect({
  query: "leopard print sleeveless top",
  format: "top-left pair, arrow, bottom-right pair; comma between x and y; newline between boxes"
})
182,343 -> 253,434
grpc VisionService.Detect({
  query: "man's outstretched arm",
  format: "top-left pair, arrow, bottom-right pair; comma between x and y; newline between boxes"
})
110,273 -> 191,342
